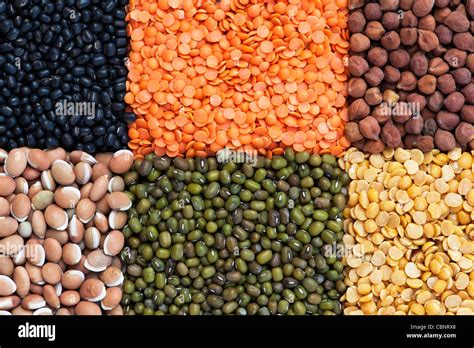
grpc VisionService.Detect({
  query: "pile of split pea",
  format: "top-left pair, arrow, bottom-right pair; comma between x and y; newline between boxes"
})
0,0 -> 472,316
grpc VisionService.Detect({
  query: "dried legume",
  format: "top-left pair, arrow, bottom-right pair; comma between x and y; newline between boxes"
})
0,148 -> 133,315
346,1 -> 474,153
0,1 -> 134,152
120,151 -> 349,315
125,0 -> 350,158
342,147 -> 474,315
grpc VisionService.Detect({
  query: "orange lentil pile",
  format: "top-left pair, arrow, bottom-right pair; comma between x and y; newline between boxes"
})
125,0 -> 350,158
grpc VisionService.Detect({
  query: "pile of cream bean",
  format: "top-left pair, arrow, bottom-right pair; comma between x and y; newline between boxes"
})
0,148 -> 133,315
341,147 -> 473,315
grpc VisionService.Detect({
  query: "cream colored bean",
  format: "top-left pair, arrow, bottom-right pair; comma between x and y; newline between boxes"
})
0,148 -> 126,315
108,150 -> 133,174
101,287 -> 122,310
79,279 -> 106,302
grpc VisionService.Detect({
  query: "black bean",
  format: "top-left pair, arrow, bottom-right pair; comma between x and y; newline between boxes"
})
0,0 -> 130,152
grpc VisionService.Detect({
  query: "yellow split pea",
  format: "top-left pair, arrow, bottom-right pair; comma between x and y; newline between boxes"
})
340,148 -> 474,316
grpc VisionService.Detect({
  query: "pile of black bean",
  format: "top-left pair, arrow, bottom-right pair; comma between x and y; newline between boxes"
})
119,150 -> 349,315
0,0 -> 135,152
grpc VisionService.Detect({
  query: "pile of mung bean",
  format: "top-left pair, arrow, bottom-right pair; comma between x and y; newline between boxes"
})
342,147 -> 474,315
120,150 -> 349,315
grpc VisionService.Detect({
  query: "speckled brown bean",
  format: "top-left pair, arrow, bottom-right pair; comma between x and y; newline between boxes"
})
452,68 -> 471,86
44,205 -> 68,231
381,121 -> 402,147
76,199 -> 96,223
405,116 -> 425,134
418,75 -> 437,95
349,11 -> 366,33
445,49 -> 467,68
100,266 -> 123,287
22,294 -> 46,310
400,28 -> 418,46
444,11 -> 470,33
389,49 -> 410,68
461,106 -> 474,123
461,84 -> 474,104
418,15 -> 436,32
107,177 -> 125,193
349,99 -> 370,120
380,0 -> 400,11
418,30 -> 439,52
364,3 -> 382,21
364,139 -> 385,153
364,67 -> 385,87
93,213 -> 109,233
365,21 -> 386,40
359,116 -> 381,140
416,136 -> 435,152
351,33 -> 371,52
453,32 -> 473,52
41,263 -> 62,285
434,129 -> 456,151
397,71 -> 417,91
108,211 -> 127,230
54,187 -> 81,209
0,198 -> 9,216
384,66 -> 401,83
410,52 -> 428,76
436,111 -> 460,130
348,78 -> 368,98
455,122 -> 474,146
349,56 -> 370,77
401,10 -> 418,27
412,0 -> 434,17
345,122 -> 364,142
427,92 -> 444,113
444,92 -> 465,113
382,12 -> 400,31
368,47 -> 389,67
435,25 -> 453,45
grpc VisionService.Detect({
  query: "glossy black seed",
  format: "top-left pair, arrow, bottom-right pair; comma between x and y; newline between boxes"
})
0,0 -> 130,152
